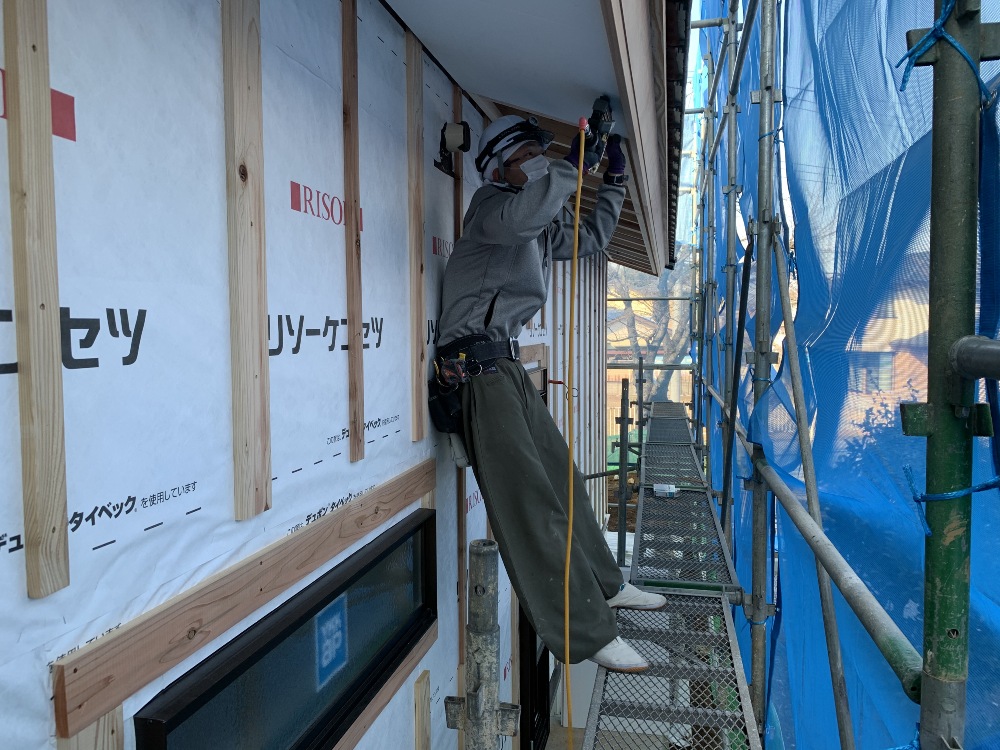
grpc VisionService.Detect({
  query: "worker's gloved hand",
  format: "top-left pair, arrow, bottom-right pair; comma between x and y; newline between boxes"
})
564,128 -> 604,172
603,135 -> 629,186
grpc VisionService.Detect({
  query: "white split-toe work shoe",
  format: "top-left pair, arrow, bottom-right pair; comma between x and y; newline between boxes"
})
606,582 -> 667,611
589,637 -> 649,673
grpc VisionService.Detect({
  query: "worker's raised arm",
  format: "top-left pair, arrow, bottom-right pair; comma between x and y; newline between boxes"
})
462,160 -> 582,246
547,133 -> 628,259
547,183 -> 626,260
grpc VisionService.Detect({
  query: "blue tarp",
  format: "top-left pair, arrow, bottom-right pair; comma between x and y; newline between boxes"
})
696,1 -> 1000,747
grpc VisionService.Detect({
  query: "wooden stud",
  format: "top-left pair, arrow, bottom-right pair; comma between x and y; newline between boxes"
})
414,670 -> 431,750
420,490 -> 434,509
57,706 -> 123,750
452,84 -> 465,247
407,32 -> 426,443
5,0 -> 70,598
333,624 -> 437,750
223,0 -> 271,521
342,0 -> 365,462
52,459 -> 435,737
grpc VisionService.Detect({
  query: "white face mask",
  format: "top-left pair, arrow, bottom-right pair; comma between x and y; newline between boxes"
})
519,154 -> 549,183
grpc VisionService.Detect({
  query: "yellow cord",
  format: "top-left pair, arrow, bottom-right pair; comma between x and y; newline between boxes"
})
563,118 -> 587,750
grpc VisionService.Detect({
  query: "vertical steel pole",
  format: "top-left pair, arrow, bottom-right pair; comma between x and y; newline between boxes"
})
703,52 -> 718,495
749,0 -> 777,730
773,248 -> 856,749
617,378 -> 631,566
919,4 -> 982,747
445,540 -> 520,747
723,8 -> 739,409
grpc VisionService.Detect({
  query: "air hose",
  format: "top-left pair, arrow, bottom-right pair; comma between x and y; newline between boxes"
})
562,116 -> 588,750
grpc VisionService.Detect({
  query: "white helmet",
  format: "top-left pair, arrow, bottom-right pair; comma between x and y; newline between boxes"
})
475,115 -> 554,182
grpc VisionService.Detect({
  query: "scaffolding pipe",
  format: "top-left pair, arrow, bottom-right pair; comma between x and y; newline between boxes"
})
752,458 -> 924,703
701,56 -> 718,480
949,335 -> 1000,380
707,27 -> 729,110
773,247 -> 855,749
707,0 -> 761,165
723,5 -> 739,411
693,16 -> 726,28
637,356 -> 646,469
721,237 -> 753,550
748,0 -> 777,728
616,378 -> 631,566
445,540 -> 520,747
918,3 -> 984,745
607,363 -> 693,371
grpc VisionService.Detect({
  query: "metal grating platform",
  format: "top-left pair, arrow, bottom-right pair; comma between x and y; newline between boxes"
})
583,592 -> 761,750
631,488 -> 738,589
645,418 -> 693,444
641,443 -> 705,487
649,402 -> 689,419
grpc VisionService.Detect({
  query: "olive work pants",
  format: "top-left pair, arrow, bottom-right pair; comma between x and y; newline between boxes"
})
461,357 -> 623,663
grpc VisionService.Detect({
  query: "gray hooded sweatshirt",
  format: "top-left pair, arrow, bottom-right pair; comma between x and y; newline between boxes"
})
437,159 -> 625,348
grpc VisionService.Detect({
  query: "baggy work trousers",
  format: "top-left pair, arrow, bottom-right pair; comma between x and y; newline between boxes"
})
461,357 -> 624,662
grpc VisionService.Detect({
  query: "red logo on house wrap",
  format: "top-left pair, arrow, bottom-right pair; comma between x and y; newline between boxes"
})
432,236 -> 453,259
290,180 -> 363,230
0,69 -> 76,141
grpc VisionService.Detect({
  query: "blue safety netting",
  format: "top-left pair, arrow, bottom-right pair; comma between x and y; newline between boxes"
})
696,1 -> 1000,747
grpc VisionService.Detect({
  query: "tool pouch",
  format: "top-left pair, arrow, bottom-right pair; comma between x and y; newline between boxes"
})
428,378 -> 464,434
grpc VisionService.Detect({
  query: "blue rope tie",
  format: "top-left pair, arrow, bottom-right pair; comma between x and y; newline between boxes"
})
895,0 -> 996,107
904,465 -> 1000,536
888,725 -> 920,750
758,125 -> 783,142
747,618 -> 768,626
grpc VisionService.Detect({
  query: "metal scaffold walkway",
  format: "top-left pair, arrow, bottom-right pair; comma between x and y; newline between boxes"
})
584,401 -> 760,750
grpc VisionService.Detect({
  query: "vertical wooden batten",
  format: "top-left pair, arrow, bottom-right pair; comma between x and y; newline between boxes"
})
342,0 -> 365,462
222,0 -> 271,520
407,32 -> 426,443
454,89 -> 469,750
56,706 -> 123,750
5,0 -> 70,598
414,670 -> 431,750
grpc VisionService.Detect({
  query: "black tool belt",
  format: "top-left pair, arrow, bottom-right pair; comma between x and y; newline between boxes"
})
436,334 -> 520,373
428,335 -> 520,434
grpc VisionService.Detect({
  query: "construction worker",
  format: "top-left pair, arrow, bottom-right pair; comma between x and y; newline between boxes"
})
435,114 -> 665,673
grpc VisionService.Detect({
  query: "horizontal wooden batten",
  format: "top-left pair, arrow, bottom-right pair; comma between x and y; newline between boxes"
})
53,460 -> 435,738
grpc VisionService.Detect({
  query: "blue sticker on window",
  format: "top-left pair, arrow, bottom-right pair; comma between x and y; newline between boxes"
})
315,595 -> 348,690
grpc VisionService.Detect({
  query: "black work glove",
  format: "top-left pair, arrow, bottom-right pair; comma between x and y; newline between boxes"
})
564,128 -> 604,172
603,135 -> 629,185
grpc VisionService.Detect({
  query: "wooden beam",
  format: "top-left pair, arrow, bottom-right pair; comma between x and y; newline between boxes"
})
342,0 -> 365,461
334,624 -> 437,749
414,670 -> 431,750
57,706 -> 123,750
407,32 -> 426,443
467,91 -> 502,122
223,0 -> 271,520
5,0 -> 70,598
52,459 -> 435,737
